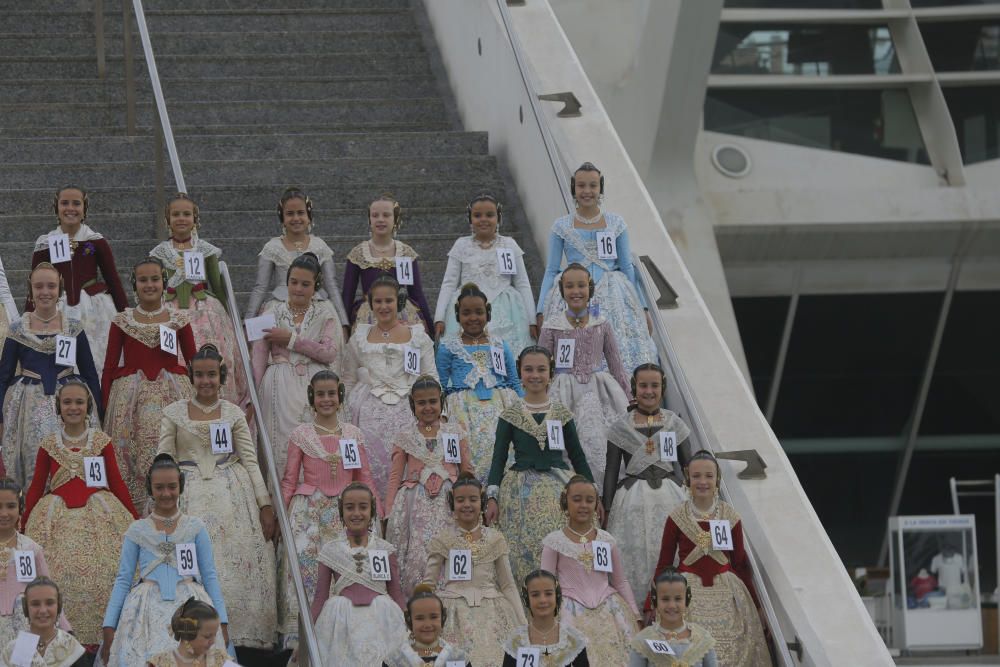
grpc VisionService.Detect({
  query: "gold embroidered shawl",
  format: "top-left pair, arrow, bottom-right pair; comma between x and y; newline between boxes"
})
630,622 -> 715,665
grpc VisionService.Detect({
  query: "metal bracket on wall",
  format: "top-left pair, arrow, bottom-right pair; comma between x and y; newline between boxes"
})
538,92 -> 582,117
714,450 -> 768,480
506,0 -> 526,5
787,636 -> 803,662
639,255 -> 679,308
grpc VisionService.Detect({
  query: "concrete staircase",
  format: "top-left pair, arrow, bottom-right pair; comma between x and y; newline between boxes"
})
0,0 -> 542,314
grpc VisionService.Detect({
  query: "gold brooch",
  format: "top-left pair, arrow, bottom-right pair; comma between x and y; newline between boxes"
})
695,530 -> 713,551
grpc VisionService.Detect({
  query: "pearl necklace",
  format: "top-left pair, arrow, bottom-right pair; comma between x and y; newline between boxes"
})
314,422 -> 341,435
410,638 -> 442,657
288,303 -> 309,318
60,429 -> 87,446
523,400 -> 550,411
136,304 -> 166,318
369,239 -> 395,257
656,621 -> 688,641
190,398 -> 221,414
566,524 -> 594,544
151,510 -> 181,528
574,210 -> 603,225
690,497 -> 719,521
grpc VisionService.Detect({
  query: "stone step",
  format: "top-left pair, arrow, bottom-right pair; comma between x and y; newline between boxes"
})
0,76 -> 439,105
0,121 -> 453,139
0,97 -> 447,130
0,31 -> 425,57
0,155 -> 499,189
0,52 -> 432,80
0,0 -> 410,11
6,10 -> 413,34
0,181 -> 507,215
0,132 -> 488,164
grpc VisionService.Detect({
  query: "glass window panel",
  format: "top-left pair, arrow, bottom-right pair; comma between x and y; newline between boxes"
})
912,0 -> 1000,7
732,296 -> 791,402
713,24 -> 898,75
922,291 -> 1000,434
725,0 -> 882,7
705,89 -> 931,163
772,293 -> 942,438
942,87 -> 1000,163
919,20 -> 1000,71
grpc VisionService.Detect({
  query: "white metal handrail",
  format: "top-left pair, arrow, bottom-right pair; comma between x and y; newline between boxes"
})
218,262 -> 321,666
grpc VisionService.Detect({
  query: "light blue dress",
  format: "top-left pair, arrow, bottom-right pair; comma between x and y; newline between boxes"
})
537,213 -> 657,374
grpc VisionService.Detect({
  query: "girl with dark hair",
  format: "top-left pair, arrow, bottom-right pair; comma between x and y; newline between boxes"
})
278,370 -> 382,648
28,185 -> 128,371
342,275 -> 438,494
628,569 -> 718,667
435,193 -> 536,354
2,577 -> 85,667
0,263 -> 101,486
146,599 -> 230,667
649,451 -> 768,667
382,583 -> 470,666
246,187 -> 350,333
436,283 -> 522,480
23,381 -> 137,649
311,482 -> 406,665
159,345 -> 278,652
252,250 -> 342,476
604,363 -> 689,594
342,194 -> 434,334
423,473 -> 525,665
485,347 -> 594,586
101,454 -> 229,666
385,377 -> 473,596
102,257 -> 196,505
502,570 -> 589,667
150,192 -> 249,407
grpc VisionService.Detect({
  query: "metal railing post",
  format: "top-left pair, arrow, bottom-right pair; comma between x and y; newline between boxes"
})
94,0 -> 106,79
122,1 -> 137,136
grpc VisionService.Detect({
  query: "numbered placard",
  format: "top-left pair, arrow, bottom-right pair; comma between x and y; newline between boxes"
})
402,344 -> 421,376
13,551 -> 36,583
10,631 -> 40,667
658,431 -> 678,462
592,540 -> 613,573
596,231 -> 618,260
448,549 -> 472,581
709,519 -> 733,551
223,662 -> 241,667
368,549 -> 391,581
183,250 -> 206,282
159,324 -> 178,356
445,662 -> 465,667
545,420 -> 565,451
395,256 -> 415,286
54,334 -> 76,368
47,233 -> 71,264
210,422 -> 233,455
84,456 -> 108,488
496,247 -> 517,275
175,542 -> 199,576
490,345 -> 507,376
515,647 -> 541,667
645,638 -> 676,656
340,439 -> 361,470
441,432 -> 461,464
555,338 -> 575,369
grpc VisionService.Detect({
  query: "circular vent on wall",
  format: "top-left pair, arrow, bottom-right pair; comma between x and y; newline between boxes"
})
711,143 -> 751,178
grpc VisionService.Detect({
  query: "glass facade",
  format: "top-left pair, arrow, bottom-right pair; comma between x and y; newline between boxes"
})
943,87 -> 1000,163
920,20 -> 1000,71
724,0 -> 882,7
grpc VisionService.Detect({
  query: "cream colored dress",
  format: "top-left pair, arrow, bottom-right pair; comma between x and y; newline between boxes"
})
2,628 -> 83,667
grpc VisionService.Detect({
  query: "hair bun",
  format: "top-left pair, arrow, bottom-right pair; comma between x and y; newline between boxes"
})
412,583 -> 435,596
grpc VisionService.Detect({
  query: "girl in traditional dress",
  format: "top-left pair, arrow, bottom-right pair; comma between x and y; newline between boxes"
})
245,187 -> 350,338
604,363 -> 689,594
341,194 -> 434,334
650,450 -> 769,667
435,194 -> 536,355
0,480 -> 71,651
538,263 -> 632,484
0,256 -> 16,352
146,599 -> 232,667
536,163 -> 655,374
502,570 -> 589,667
23,381 -> 137,649
382,585 -> 470,667
541,476 -> 638,666
278,370 -> 382,648
436,284 -> 522,480
310,482 -> 406,665
0,263 -> 101,486
2,577 -> 84,667
29,185 -> 128,371
252,252 -> 341,476
101,454 -> 229,667
102,258 -> 196,506
386,376 -> 473,596
158,345 -> 278,652
484,346 -> 595,586
150,193 -> 248,406
423,473 -> 525,666
342,275 -> 438,494
628,569 -> 718,667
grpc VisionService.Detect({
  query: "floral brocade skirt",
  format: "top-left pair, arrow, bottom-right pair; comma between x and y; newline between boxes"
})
440,595 -> 521,667
346,389 -> 415,498
559,594 -> 637,667
62,291 -> 117,372
548,372 -> 629,484
386,482 -> 455,597
166,296 -> 249,406
607,478 -> 686,594
684,571 -> 769,667
496,468 -> 570,586
445,387 -> 518,482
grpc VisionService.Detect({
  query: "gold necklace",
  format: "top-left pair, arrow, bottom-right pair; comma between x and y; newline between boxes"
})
656,622 -> 688,641
566,525 -> 593,544
191,398 -> 221,414
135,303 -> 166,318
288,303 -> 309,318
